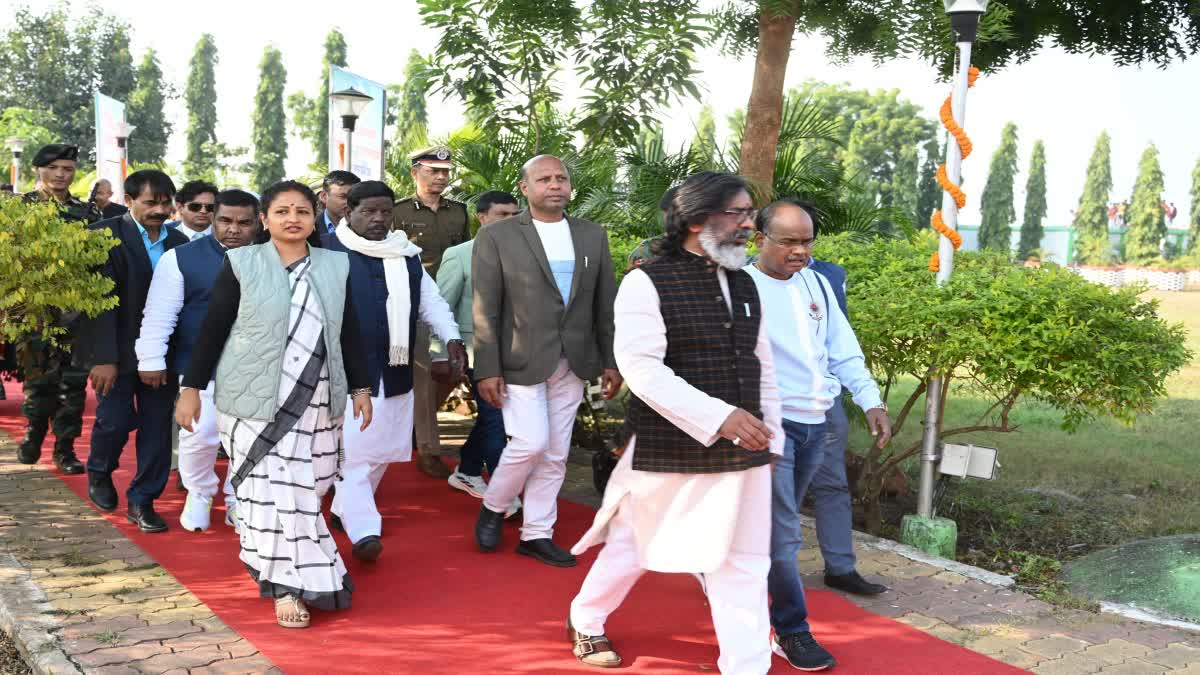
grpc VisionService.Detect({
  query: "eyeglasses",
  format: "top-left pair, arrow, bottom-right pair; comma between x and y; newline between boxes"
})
185,202 -> 216,213
761,231 -> 816,249
720,208 -> 758,223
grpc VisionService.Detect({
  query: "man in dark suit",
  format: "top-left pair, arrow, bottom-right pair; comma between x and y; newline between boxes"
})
471,154 -> 622,566
79,170 -> 189,532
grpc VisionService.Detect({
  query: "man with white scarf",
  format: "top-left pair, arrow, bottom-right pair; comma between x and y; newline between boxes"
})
567,172 -> 783,673
322,181 -> 465,562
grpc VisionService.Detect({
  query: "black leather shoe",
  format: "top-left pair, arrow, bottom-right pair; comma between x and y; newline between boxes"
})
475,505 -> 504,552
88,473 -> 118,511
516,538 -> 577,567
824,570 -> 889,596
352,535 -> 383,562
52,438 -> 84,475
126,503 -> 168,533
16,424 -> 47,464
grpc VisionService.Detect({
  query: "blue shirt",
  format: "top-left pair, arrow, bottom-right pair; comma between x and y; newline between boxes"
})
323,212 -> 336,234
135,218 -> 167,269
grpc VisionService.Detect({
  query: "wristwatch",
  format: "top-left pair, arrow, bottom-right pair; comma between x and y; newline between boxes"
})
868,402 -> 888,413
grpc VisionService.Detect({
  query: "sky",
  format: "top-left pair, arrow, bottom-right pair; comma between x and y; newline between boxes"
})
7,0 -> 1198,226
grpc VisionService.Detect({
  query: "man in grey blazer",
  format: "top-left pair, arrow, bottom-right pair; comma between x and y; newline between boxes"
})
472,155 -> 622,566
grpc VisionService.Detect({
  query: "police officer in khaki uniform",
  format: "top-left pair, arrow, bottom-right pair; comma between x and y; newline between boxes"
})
16,144 -> 102,474
392,146 -> 470,479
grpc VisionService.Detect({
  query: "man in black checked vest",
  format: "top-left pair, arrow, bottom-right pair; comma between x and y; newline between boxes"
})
567,172 -> 784,673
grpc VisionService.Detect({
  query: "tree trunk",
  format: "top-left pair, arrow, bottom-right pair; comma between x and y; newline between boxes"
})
738,6 -> 797,194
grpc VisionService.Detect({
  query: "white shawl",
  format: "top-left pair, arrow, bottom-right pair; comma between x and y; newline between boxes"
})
335,223 -> 423,365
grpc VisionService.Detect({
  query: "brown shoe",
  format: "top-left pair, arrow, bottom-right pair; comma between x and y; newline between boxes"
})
416,451 -> 452,479
568,619 -> 622,668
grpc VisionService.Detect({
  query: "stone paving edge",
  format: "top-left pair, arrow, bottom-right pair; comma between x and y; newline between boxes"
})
0,550 -> 82,674
1099,602 -> 1200,635
797,512 -> 1018,588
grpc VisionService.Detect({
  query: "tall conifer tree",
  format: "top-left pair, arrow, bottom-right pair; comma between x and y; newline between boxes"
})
1072,131 -> 1113,261
1017,140 -> 1047,260
127,49 -> 170,165
1188,157 -> 1200,256
250,46 -> 288,191
978,122 -> 1020,253
184,34 -> 219,179
1124,144 -> 1166,265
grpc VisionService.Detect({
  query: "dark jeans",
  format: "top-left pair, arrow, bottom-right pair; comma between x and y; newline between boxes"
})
87,373 -> 178,506
457,369 -> 507,477
768,418 -> 827,636
811,400 -> 857,576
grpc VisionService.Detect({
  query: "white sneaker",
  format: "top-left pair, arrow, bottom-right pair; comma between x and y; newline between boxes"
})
505,496 -> 522,519
447,468 -> 488,498
180,493 -> 212,532
223,499 -> 239,532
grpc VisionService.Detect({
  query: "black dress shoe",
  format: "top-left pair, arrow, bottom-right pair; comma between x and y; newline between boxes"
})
824,570 -> 889,596
16,424 -> 47,464
52,439 -> 84,475
88,473 -> 118,511
352,535 -> 383,562
475,505 -> 504,552
126,503 -> 168,533
516,538 -> 577,567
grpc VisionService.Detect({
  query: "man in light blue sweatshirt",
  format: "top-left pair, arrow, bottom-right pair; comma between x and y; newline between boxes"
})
745,197 -> 893,672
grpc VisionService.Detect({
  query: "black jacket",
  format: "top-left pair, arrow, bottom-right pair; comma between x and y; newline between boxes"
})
75,213 -> 189,373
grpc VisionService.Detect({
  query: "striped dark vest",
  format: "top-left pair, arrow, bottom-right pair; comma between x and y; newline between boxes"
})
625,252 -> 767,474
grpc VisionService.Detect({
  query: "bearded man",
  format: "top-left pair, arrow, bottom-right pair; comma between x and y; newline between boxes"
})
567,172 -> 783,673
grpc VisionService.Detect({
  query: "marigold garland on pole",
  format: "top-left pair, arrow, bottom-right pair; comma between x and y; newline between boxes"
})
929,65 -> 979,272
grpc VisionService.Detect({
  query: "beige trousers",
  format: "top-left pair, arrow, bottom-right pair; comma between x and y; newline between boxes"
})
413,324 -> 441,456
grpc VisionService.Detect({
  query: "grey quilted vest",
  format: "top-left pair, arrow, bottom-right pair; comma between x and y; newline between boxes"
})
213,243 -> 350,421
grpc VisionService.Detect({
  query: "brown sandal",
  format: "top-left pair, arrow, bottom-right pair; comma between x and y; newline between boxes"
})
568,619 -> 622,668
275,595 -> 310,629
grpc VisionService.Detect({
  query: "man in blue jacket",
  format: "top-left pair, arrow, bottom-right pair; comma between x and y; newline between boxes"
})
136,189 -> 260,532
324,181 -> 465,562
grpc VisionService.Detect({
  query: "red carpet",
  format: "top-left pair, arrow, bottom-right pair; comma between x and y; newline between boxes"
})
1,380 -> 1021,674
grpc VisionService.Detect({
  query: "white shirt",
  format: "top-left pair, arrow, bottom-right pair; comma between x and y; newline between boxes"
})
745,264 -> 882,423
180,224 -> 211,241
532,218 -> 575,305
135,248 -> 190,372
415,267 -> 463,345
571,265 -> 783,572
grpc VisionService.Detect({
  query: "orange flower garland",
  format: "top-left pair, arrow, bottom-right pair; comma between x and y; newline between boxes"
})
929,66 -> 980,272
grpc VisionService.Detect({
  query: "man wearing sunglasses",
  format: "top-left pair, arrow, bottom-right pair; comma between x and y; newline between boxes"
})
169,180 -> 219,241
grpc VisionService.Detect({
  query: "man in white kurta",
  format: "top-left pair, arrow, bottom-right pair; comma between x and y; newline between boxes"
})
323,181 -> 464,562
569,172 -> 783,674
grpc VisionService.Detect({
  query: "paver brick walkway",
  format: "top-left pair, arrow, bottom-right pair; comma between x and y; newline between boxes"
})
0,414 -> 1195,674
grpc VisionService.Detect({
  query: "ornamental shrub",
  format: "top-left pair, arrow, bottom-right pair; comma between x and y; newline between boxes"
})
0,198 -> 117,346
818,231 -> 1191,532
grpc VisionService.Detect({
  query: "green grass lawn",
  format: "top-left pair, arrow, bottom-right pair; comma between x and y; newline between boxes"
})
848,290 -> 1200,571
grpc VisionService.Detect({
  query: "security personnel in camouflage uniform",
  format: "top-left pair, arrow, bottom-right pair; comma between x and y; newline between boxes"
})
392,146 -> 470,479
16,144 -> 102,474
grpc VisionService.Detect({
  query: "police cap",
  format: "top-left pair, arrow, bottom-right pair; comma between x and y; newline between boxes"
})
409,145 -> 453,169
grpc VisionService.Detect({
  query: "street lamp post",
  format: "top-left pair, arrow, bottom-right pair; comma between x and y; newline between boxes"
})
901,0 -> 989,558
329,87 -> 374,173
5,137 -> 27,192
115,121 -> 137,181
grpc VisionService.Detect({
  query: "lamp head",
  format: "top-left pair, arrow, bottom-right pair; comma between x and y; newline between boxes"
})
5,137 -> 26,157
944,0 -> 988,42
330,87 -> 374,128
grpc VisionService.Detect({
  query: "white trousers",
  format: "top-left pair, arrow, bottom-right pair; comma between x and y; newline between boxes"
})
482,358 -> 584,541
178,380 -> 234,507
570,488 -> 773,674
332,388 -> 415,544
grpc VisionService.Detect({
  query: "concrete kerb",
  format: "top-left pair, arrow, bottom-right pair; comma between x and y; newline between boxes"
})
0,550 -> 80,674
1099,601 -> 1200,635
796,513 -> 1016,588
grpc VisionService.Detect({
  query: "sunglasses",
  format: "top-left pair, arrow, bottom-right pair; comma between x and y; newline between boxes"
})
185,202 -> 216,213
